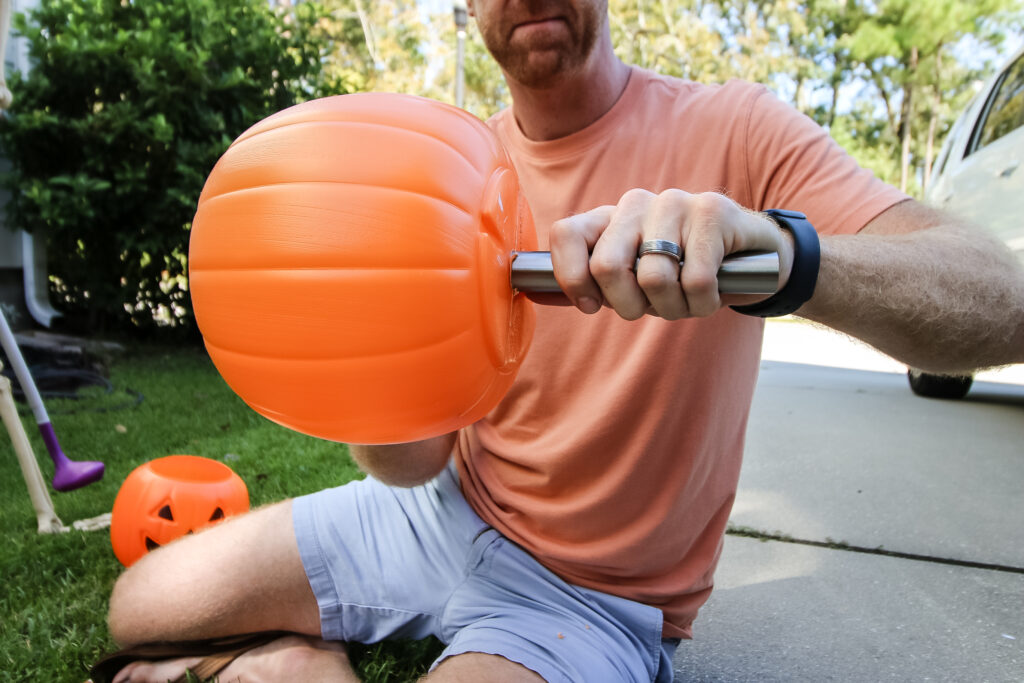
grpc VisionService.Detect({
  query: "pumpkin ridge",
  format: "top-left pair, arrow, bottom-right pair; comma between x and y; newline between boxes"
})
229,117 -> 497,177
203,327 -> 478,363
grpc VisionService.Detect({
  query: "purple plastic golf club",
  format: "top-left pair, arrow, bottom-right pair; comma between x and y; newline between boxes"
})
0,309 -> 104,491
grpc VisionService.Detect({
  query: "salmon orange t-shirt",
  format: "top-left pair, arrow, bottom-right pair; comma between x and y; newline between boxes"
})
454,67 -> 907,639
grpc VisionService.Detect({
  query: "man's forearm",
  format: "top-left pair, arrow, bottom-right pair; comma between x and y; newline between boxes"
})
800,207 -> 1024,374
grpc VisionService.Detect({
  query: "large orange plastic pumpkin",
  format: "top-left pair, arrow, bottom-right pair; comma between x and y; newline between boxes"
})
110,455 -> 249,567
189,93 -> 537,444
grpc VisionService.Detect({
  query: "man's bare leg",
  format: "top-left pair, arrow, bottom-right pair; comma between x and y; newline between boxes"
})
106,482 -> 550,682
106,500 -> 357,681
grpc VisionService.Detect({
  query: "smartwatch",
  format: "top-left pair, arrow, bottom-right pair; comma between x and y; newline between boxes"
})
730,209 -> 820,318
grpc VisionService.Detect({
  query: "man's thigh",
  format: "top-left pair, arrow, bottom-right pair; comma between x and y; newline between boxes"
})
291,464 -> 489,643
431,531 -> 672,683
108,500 -> 320,645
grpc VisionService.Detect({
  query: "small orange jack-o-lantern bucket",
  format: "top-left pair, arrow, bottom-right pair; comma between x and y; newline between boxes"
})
110,455 -> 249,567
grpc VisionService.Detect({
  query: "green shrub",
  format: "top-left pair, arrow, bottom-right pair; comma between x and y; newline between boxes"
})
0,0 -> 341,337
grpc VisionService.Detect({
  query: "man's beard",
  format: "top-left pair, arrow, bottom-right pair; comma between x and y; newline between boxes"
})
477,0 -> 605,88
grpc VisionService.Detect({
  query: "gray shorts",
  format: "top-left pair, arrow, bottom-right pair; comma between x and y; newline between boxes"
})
292,463 -> 679,682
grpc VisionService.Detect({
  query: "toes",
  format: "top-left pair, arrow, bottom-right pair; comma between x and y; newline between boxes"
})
112,656 -> 204,683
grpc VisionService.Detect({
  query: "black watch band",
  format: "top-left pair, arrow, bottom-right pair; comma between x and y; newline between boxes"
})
730,209 -> 820,318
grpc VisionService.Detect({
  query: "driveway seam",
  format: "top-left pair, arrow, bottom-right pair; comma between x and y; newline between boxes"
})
725,525 -> 1024,575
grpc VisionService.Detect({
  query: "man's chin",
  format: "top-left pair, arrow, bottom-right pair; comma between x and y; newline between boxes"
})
503,52 -> 575,89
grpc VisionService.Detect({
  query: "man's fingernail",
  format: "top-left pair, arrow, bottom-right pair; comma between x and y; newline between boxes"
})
577,297 -> 600,313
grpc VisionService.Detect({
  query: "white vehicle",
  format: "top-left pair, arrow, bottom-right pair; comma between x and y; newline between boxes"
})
913,45 -> 1024,398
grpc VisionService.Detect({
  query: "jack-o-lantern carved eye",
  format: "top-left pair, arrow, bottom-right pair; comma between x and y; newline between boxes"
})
210,507 -> 224,521
145,505 -> 176,552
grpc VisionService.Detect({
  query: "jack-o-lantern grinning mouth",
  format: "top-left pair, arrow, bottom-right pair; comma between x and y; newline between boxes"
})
144,505 -> 227,550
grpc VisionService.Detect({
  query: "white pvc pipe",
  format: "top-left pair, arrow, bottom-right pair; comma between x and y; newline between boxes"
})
0,307 -> 49,424
0,370 -> 65,533
0,0 -> 12,110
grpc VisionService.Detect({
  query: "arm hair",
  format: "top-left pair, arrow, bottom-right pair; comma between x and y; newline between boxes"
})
800,199 -> 1024,374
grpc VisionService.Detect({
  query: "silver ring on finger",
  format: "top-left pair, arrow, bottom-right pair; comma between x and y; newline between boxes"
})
637,239 -> 683,261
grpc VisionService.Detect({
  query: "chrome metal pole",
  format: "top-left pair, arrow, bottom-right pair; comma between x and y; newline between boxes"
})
509,251 -> 779,295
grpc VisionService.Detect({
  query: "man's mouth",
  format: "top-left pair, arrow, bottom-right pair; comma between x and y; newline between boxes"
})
510,16 -> 568,40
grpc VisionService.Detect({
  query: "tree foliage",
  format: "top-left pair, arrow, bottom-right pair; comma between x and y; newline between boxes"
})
312,0 -> 430,93
0,0 -> 338,336
842,0 -> 1020,193
309,0 -> 509,117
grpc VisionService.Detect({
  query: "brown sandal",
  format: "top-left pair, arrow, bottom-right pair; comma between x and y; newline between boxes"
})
89,630 -> 294,683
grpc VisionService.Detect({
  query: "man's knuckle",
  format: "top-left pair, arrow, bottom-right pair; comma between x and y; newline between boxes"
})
588,253 -> 620,280
684,272 -> 718,296
637,269 -> 678,293
620,188 -> 654,207
690,192 -> 723,219
549,219 -> 576,245
657,188 -> 689,207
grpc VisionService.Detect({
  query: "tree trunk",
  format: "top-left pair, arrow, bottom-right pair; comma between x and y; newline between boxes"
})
353,0 -> 378,64
867,64 -> 897,137
924,89 -> 939,191
923,49 -> 944,192
828,69 -> 840,129
900,46 -> 918,195
637,0 -> 648,66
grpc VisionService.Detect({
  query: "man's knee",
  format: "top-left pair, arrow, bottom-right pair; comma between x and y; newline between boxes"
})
107,532 -> 203,645
107,556 -> 155,644
423,652 -> 546,682
107,500 -> 319,646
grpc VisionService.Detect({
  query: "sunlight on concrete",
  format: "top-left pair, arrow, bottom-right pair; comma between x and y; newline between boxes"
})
714,535 -> 822,591
723,490 -> 826,590
761,320 -> 1024,385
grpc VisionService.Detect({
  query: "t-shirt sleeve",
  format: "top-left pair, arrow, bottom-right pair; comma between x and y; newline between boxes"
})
742,85 -> 909,236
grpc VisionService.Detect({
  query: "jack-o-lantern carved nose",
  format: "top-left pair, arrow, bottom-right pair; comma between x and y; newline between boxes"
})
157,505 -> 173,521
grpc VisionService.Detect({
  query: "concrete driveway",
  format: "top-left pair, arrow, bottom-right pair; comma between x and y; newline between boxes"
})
674,320 -> 1024,682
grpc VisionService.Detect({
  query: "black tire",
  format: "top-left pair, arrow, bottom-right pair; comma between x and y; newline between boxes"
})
907,369 -> 973,399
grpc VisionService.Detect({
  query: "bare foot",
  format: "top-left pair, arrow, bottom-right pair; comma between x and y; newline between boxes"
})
111,635 -> 355,683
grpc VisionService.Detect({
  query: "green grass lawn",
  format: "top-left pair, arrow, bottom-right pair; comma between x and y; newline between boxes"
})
0,344 -> 443,681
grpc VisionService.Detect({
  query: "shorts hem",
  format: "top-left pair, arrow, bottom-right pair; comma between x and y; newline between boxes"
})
291,494 -> 345,641
432,644 -> 571,683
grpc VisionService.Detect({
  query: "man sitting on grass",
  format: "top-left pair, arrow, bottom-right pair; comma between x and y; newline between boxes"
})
100,1 -> 1024,681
